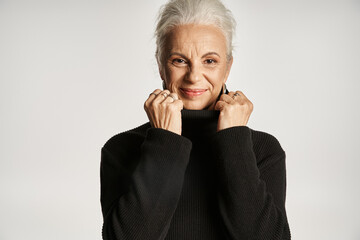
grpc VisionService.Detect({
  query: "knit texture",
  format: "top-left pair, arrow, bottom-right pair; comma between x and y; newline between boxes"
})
100,109 -> 291,240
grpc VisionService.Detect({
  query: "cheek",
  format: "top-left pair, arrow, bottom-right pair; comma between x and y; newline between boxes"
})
206,69 -> 226,87
165,67 -> 185,85
164,69 -> 179,92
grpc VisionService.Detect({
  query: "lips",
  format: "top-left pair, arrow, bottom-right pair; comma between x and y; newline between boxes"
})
180,88 -> 207,97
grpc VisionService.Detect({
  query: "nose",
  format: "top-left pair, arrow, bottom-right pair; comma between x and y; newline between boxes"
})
185,62 -> 201,84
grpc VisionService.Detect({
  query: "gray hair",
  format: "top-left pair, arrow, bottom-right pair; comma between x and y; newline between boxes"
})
154,0 -> 236,71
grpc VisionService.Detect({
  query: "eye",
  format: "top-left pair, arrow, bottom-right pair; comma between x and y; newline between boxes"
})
172,58 -> 187,66
204,59 -> 217,64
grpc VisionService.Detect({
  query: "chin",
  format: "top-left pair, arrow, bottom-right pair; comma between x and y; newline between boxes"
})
183,101 -> 213,110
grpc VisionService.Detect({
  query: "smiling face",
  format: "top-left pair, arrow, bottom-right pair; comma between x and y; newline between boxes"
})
160,24 -> 233,110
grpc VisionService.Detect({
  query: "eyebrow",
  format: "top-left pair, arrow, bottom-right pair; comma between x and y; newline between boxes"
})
168,51 -> 221,59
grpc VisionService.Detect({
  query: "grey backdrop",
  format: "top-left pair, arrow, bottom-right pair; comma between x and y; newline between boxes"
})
1,0 -> 359,239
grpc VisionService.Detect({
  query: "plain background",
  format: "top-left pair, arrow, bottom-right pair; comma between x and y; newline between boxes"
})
1,0 -> 359,239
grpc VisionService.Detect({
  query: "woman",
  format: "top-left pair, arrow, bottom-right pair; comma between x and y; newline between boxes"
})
100,0 -> 291,239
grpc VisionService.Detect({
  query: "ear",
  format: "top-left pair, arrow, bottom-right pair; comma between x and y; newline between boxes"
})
224,56 -> 233,84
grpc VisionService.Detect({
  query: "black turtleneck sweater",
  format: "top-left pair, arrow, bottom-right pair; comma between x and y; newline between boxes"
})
100,110 -> 291,240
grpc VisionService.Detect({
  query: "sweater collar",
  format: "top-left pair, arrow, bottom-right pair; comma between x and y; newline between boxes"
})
181,109 -> 220,139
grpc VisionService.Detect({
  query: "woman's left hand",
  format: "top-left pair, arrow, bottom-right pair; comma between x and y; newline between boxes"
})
214,90 -> 254,132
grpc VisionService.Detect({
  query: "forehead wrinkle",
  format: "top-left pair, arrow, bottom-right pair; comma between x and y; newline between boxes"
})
165,24 -> 227,63
172,40 -> 216,60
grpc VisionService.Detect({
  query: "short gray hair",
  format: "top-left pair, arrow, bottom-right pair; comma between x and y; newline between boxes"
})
154,0 -> 236,70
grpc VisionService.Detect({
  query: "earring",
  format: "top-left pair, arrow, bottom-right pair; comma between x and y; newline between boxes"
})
162,81 -> 166,90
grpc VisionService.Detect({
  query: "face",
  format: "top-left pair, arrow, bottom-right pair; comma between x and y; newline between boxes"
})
160,24 -> 233,110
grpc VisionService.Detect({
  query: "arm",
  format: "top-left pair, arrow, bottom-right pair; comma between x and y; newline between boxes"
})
211,126 -> 291,240
101,128 -> 192,240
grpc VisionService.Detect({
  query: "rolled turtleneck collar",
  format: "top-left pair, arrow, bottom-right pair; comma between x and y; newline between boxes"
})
181,109 -> 220,120
164,86 -> 229,139
180,109 -> 220,140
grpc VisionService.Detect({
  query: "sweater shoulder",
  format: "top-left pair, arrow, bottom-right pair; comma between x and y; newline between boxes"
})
102,122 -> 151,154
249,127 -> 286,166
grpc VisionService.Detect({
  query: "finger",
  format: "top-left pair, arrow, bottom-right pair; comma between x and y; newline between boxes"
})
227,91 -> 235,97
144,89 -> 163,109
233,91 -> 250,105
214,100 -> 227,111
235,91 -> 253,110
235,90 -> 245,97
162,93 -> 179,103
153,89 -> 171,104
146,89 -> 162,101
169,93 -> 179,101
234,91 -> 248,100
162,94 -> 176,103
228,90 -> 245,102
219,93 -> 236,104
226,91 -> 238,101
171,99 -> 184,110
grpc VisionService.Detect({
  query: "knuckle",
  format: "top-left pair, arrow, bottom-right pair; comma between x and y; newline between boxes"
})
144,100 -> 152,108
150,103 -> 157,110
175,100 -> 183,108
249,102 -> 254,110
168,103 -> 176,111
170,93 -> 179,100
150,98 -> 158,105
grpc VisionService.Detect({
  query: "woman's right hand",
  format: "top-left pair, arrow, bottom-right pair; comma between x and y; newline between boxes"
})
144,89 -> 184,135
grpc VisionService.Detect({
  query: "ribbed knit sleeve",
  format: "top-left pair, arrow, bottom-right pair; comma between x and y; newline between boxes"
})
211,126 -> 291,240
101,128 -> 192,240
